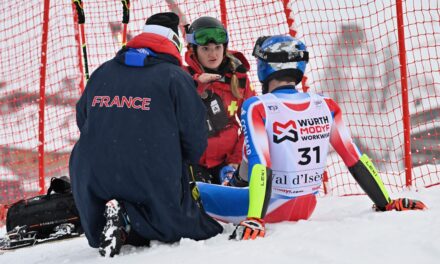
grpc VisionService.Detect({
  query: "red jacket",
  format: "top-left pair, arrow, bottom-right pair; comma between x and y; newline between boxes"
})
184,50 -> 256,168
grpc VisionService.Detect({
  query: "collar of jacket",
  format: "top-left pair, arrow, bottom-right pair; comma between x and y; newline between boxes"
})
271,85 -> 299,94
125,33 -> 182,65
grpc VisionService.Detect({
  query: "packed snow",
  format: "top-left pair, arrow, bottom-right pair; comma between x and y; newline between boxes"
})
1,186 -> 439,264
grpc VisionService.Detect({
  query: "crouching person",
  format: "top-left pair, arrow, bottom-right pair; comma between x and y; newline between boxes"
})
69,12 -> 222,257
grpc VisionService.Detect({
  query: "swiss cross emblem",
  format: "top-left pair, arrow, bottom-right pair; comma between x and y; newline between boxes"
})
228,100 -> 238,116
273,120 -> 298,143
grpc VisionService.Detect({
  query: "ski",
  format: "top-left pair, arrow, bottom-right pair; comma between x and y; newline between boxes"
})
0,223 -> 82,251
0,226 -> 37,250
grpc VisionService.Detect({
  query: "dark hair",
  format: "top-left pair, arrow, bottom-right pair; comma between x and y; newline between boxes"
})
262,70 -> 300,94
271,75 -> 297,83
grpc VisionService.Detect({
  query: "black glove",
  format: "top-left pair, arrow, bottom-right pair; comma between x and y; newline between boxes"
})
190,165 -> 214,183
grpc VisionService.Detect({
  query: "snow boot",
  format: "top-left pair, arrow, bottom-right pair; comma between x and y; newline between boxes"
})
98,200 -> 129,257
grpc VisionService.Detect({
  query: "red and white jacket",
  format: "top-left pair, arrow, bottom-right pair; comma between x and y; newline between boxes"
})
241,86 -> 362,197
184,50 -> 256,168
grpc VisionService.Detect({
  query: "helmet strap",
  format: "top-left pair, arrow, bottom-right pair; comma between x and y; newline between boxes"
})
262,82 -> 269,94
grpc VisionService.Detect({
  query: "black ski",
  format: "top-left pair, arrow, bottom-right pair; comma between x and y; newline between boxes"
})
0,223 -> 81,251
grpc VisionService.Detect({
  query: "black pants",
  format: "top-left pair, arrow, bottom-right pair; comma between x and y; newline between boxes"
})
126,229 -> 150,246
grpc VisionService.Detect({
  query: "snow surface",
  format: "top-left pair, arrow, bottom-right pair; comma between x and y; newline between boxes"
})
1,186 -> 439,264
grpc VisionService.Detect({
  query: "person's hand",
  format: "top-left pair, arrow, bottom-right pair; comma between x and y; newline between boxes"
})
219,165 -> 236,185
197,73 -> 221,83
229,218 -> 265,240
376,198 -> 427,211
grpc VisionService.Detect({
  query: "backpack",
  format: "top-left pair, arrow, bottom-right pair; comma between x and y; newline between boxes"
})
6,176 -> 82,239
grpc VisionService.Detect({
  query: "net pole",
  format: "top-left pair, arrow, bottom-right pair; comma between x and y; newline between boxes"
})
219,0 -> 228,29
38,0 -> 51,194
396,0 -> 412,187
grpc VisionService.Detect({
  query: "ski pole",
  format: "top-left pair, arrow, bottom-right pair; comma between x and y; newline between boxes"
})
121,0 -> 130,47
188,165 -> 205,210
73,0 -> 90,81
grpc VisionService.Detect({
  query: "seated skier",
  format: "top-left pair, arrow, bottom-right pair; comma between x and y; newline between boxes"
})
196,35 -> 427,240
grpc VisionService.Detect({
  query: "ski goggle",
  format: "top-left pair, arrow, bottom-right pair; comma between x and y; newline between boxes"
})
186,27 -> 228,46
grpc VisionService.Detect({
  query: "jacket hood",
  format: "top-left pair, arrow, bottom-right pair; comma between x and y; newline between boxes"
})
114,33 -> 182,67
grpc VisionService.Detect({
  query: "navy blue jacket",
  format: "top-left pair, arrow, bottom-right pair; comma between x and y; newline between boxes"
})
69,33 -> 222,248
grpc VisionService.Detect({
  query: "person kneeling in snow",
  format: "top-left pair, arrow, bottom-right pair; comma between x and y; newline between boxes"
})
196,35 -> 426,240
69,12 -> 222,257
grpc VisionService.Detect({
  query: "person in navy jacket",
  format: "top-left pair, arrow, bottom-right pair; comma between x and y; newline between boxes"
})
69,12 -> 222,257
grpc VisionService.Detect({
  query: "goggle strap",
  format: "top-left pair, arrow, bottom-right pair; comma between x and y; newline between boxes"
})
252,35 -> 309,63
186,33 -> 196,44
256,50 -> 309,63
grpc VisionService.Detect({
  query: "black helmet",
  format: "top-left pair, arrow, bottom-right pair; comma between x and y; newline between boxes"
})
188,17 -> 226,35
186,17 -> 228,47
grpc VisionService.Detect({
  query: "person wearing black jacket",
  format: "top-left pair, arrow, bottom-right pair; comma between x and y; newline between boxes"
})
69,12 -> 222,257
